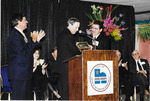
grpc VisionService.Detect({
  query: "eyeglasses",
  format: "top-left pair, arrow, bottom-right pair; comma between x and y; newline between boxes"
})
132,53 -> 139,56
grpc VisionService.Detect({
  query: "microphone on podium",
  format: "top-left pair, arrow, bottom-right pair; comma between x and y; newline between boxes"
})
78,30 -> 93,39
78,30 -> 87,37
78,30 -> 85,34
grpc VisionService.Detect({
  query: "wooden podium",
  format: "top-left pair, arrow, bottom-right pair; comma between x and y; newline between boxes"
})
67,50 -> 119,100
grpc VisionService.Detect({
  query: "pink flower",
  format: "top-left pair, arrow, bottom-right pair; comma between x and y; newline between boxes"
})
86,29 -> 92,35
119,28 -> 125,31
118,33 -> 122,37
109,20 -> 114,24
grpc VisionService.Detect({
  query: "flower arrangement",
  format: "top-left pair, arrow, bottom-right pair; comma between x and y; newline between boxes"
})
86,5 -> 127,41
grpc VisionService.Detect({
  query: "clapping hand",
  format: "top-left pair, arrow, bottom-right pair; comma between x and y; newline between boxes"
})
31,30 -> 45,42
118,59 -> 122,67
37,30 -> 45,42
41,63 -> 48,75
31,31 -> 38,42
42,63 -> 48,70
123,62 -> 128,70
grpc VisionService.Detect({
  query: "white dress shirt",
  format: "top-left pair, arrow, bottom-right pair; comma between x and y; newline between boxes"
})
135,59 -> 147,74
92,34 -> 100,46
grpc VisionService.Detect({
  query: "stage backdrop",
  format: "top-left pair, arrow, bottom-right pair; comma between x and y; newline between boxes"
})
1,0 -> 135,66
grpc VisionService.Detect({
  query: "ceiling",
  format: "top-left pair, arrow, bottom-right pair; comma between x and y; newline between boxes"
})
81,0 -> 150,21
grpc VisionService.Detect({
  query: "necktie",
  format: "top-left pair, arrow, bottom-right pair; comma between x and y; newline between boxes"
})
137,61 -> 142,70
22,32 -> 28,42
92,37 -> 96,50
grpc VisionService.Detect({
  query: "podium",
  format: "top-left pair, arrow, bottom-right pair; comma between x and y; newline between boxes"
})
67,50 -> 119,100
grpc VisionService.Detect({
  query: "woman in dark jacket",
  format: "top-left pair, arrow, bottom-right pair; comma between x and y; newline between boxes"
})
32,49 -> 61,100
32,49 -> 48,100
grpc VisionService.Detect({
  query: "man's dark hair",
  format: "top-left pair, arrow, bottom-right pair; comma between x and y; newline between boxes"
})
93,21 -> 103,29
51,47 -> 57,53
11,13 -> 25,27
67,17 -> 80,25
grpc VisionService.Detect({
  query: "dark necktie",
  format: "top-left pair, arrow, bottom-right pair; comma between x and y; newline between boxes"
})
137,61 -> 142,70
92,37 -> 96,50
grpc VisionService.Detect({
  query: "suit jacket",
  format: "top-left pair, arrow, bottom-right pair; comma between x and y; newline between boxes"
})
7,28 -> 40,80
47,54 -> 58,74
85,32 -> 111,50
129,58 -> 149,78
56,28 -> 81,99
119,64 -> 129,81
46,56 -> 60,85
57,28 -> 81,62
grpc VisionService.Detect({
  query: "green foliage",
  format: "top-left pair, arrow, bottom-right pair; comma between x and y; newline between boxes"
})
138,24 -> 150,40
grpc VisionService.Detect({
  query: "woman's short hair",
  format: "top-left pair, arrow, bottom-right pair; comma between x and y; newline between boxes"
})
67,17 -> 80,25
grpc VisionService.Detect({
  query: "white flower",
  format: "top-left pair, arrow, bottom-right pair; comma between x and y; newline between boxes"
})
38,59 -> 45,65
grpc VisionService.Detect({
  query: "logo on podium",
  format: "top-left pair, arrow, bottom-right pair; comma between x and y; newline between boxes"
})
90,64 -> 111,92
87,61 -> 113,96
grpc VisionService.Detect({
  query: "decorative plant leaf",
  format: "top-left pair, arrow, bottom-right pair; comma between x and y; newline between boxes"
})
85,12 -> 94,21
138,24 -> 150,40
112,6 -> 119,12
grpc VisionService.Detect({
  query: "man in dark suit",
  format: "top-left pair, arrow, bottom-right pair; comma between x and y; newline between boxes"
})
85,21 -> 111,50
7,13 -> 45,100
47,47 -> 60,87
56,17 -> 81,100
129,50 -> 149,101
116,50 -> 133,101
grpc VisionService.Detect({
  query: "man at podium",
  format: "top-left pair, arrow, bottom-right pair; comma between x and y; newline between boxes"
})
85,21 -> 111,50
56,17 -> 81,100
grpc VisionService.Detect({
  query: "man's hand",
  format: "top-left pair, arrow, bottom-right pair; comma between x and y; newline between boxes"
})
138,70 -> 147,78
31,31 -> 38,42
123,62 -> 128,70
37,30 -> 45,42
88,44 -> 93,50
118,59 -> 122,67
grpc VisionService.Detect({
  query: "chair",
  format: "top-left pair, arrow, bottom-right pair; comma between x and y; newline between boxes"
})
133,82 -> 139,101
33,87 -> 36,101
1,65 -> 12,100
119,82 -> 124,100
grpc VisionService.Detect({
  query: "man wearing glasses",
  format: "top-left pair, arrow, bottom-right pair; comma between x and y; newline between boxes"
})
129,50 -> 149,101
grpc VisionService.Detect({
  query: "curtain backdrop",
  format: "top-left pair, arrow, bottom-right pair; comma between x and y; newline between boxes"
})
1,0 -> 135,65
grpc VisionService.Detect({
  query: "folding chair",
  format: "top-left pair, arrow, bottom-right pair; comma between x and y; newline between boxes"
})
1,65 -> 12,100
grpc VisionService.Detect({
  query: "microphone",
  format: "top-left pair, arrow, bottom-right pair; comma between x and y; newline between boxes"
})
78,30 -> 85,34
78,30 -> 93,39
78,30 -> 88,37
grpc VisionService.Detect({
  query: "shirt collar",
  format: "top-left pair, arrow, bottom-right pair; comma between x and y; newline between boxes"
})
135,59 -> 141,63
15,27 -> 23,34
93,33 -> 100,39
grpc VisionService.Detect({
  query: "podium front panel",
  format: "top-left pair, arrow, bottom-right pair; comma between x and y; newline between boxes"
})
68,56 -> 82,100
68,50 -> 119,100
